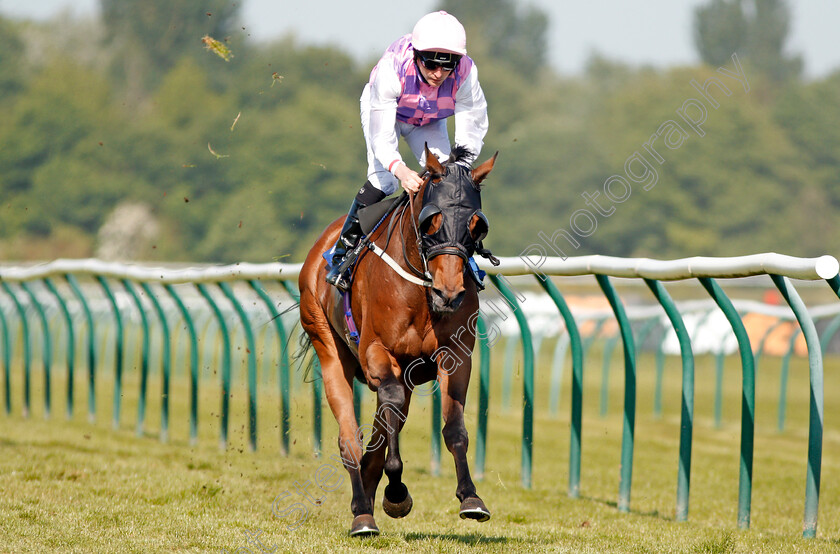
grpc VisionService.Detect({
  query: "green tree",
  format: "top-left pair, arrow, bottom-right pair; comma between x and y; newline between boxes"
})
693,0 -> 748,67
693,0 -> 801,82
436,0 -> 549,79
0,16 -> 25,99
100,0 -> 241,94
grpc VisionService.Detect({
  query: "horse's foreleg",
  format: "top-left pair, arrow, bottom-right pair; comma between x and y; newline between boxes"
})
362,346 -> 413,519
440,364 -> 491,522
377,378 -> 413,518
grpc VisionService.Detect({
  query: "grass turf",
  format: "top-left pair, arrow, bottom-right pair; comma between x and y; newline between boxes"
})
1,346 -> 840,553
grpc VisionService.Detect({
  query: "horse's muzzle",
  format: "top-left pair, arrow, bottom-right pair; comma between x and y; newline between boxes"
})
430,285 -> 466,314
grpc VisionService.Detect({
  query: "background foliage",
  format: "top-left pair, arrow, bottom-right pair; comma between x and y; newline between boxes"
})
0,0 -> 836,263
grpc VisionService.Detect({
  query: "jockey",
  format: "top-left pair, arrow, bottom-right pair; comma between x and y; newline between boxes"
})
326,10 -> 489,290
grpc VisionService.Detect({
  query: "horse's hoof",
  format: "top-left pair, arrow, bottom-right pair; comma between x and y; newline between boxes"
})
382,484 -> 413,519
349,514 -> 379,537
459,497 -> 491,522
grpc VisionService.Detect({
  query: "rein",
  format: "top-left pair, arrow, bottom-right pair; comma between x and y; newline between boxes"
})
403,172 -> 433,280
351,174 -> 433,288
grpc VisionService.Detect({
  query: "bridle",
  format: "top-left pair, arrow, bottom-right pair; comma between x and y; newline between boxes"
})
404,172 -> 432,280
355,164 -> 498,289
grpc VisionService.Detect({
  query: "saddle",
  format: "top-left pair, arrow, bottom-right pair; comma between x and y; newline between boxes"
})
324,193 -> 486,287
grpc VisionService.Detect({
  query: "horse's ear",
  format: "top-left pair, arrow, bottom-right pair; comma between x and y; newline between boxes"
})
424,143 -> 445,175
472,151 -> 498,185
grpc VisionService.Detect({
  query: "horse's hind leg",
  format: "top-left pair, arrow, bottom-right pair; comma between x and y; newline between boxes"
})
440,363 -> 491,522
301,317 -> 378,536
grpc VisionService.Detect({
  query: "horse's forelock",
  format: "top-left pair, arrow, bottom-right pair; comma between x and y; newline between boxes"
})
447,145 -> 474,167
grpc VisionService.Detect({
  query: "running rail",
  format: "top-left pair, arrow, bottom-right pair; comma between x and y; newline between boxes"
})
1,252 -> 837,538
473,253 -> 837,538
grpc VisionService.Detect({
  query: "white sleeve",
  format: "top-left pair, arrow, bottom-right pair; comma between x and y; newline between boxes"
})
367,62 -> 405,173
454,64 -> 489,164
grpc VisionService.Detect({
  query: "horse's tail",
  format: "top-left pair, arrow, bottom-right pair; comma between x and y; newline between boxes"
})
291,318 -> 319,383
271,301 -> 318,383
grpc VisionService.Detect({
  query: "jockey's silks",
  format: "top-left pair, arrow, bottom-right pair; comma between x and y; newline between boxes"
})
369,34 -> 474,127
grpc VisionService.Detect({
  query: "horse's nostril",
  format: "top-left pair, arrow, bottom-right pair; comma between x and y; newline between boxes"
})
432,287 -> 465,308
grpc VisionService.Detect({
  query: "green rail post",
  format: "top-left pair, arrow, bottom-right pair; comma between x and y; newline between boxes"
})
122,280 -> 150,437
3,282 -> 31,418
644,279 -> 695,522
21,282 -> 52,419
353,380 -> 364,427
698,277 -> 754,530
654,329 -> 668,419
533,332 -> 545,370
66,275 -> 96,422
0,303 -> 10,415
44,278 -> 75,420
280,280 -> 321,457
536,276 -> 584,498
595,274 -> 636,513
141,283 -> 172,443
755,319 -> 785,372
714,349 -> 726,429
474,313 -> 491,480
659,310 -> 711,419
630,318 -> 661,418
771,274 -> 823,539
501,335 -> 517,410
164,284 -> 199,445
778,328 -> 800,433
636,317 -> 661,353
96,276 -> 124,430
599,333 -> 621,418
248,280 -> 292,455
219,282 -> 258,452
431,385 -> 442,476
197,283 -> 232,450
548,334 -> 569,416
818,313 -> 840,355
489,274 -> 534,489
583,318 -> 608,358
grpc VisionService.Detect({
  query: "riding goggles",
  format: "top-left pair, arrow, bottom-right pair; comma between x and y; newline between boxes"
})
415,49 -> 462,72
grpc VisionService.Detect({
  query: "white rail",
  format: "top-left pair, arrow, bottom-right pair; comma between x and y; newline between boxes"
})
0,253 -> 837,283
483,253 -> 839,280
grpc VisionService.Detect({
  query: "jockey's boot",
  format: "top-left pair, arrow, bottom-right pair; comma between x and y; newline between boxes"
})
325,183 -> 386,291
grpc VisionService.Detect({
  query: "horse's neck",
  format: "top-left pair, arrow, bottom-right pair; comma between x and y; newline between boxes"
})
393,202 -> 424,271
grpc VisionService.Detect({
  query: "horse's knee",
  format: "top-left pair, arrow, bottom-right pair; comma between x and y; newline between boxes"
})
337,435 -> 363,470
375,380 -> 407,434
377,379 -> 405,409
442,423 -> 469,450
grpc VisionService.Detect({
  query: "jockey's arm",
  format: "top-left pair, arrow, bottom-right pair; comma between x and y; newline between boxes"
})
368,65 -> 423,191
453,64 -> 489,165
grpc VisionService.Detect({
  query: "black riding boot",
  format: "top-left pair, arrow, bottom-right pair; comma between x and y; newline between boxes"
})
325,183 -> 386,291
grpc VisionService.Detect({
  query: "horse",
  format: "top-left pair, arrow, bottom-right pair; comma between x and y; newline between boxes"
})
298,144 -> 498,536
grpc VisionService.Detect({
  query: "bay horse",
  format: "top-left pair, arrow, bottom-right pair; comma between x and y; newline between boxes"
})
298,145 -> 498,536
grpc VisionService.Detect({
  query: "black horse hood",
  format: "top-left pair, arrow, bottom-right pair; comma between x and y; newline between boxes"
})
419,163 -> 484,260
